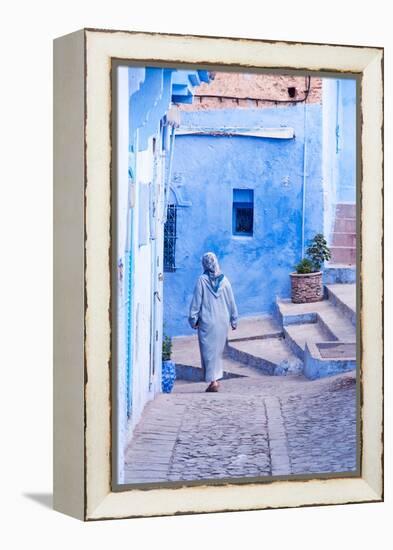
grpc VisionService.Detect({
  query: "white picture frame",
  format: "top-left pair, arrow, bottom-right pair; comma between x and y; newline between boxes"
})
53,28 -> 383,521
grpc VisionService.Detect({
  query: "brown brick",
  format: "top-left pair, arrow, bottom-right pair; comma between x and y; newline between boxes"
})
179,72 -> 322,112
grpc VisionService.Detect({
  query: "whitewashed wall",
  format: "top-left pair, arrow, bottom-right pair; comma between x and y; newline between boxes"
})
322,77 -> 339,243
130,143 -> 155,432
115,66 -> 130,484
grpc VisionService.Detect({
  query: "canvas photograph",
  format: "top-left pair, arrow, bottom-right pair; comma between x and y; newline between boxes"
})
113,64 -> 359,488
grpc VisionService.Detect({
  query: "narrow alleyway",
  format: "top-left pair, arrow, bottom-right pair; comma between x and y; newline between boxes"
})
124,359 -> 357,484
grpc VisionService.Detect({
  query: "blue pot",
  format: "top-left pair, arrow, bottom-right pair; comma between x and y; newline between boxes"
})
162,360 -> 176,393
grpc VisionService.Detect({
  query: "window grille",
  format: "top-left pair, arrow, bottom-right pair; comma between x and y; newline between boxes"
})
234,206 -> 254,235
164,204 -> 177,272
232,189 -> 254,236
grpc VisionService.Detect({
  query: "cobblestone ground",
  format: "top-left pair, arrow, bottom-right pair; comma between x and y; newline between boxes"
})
168,395 -> 270,481
281,376 -> 358,475
124,360 -> 358,484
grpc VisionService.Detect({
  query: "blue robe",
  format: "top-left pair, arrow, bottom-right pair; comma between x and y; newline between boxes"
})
189,274 -> 238,382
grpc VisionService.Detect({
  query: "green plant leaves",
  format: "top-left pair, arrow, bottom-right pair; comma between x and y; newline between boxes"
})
295,258 -> 314,274
295,233 -> 331,273
162,334 -> 172,361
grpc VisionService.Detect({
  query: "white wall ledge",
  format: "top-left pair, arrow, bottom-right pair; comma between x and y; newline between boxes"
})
176,127 -> 295,139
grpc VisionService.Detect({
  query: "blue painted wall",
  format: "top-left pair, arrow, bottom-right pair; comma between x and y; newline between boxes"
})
336,79 -> 357,203
164,104 -> 324,336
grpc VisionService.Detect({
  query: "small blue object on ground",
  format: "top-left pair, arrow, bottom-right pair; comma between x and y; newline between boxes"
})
162,360 -> 177,393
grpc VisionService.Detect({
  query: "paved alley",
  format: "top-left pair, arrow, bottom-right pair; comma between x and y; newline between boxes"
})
124,358 -> 358,484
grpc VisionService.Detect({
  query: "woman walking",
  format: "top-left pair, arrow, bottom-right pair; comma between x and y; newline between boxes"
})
189,252 -> 238,392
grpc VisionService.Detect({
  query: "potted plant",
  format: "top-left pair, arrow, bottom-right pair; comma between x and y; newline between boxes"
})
290,233 -> 331,303
161,334 -> 176,393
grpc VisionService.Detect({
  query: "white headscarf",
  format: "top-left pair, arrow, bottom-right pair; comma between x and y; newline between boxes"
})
202,252 -> 224,292
202,252 -> 221,277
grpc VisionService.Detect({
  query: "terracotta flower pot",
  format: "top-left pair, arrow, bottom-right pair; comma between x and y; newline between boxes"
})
290,271 -> 323,303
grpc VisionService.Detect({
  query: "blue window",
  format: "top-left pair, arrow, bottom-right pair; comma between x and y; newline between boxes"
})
232,189 -> 254,236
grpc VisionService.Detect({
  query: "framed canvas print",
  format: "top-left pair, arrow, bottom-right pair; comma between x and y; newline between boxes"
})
53,29 -> 383,521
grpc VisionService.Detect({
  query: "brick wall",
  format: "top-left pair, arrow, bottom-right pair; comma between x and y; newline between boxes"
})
179,72 -> 322,111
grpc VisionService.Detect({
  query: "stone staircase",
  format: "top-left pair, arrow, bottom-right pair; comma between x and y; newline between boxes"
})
276,283 -> 356,379
225,316 -> 302,376
329,203 -> 356,265
323,203 -> 356,285
226,283 -> 356,380
172,283 -> 356,382
172,316 -> 302,380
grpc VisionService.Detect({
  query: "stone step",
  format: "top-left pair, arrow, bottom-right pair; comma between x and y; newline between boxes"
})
323,265 -> 356,284
334,218 -> 356,233
276,298 -> 356,342
228,315 -> 282,342
175,362 -> 246,382
325,283 -> 356,326
317,304 -> 356,342
276,298 -> 319,326
330,246 -> 356,265
284,322 -> 333,360
226,337 -> 303,376
303,342 -> 356,380
331,232 -> 356,247
336,203 -> 356,219
276,292 -> 356,379
172,333 -> 270,380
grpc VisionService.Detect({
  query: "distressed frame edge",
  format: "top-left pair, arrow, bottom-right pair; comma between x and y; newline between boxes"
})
87,479 -> 381,520
358,50 -> 384,500
79,29 -> 383,521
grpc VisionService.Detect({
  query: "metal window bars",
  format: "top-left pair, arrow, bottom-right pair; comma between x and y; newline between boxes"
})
164,204 -> 177,272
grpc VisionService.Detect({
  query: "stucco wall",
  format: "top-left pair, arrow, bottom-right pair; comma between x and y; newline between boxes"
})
130,147 -> 154,431
164,103 -> 324,337
322,77 -> 357,243
322,77 -> 339,243
337,79 -> 357,203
